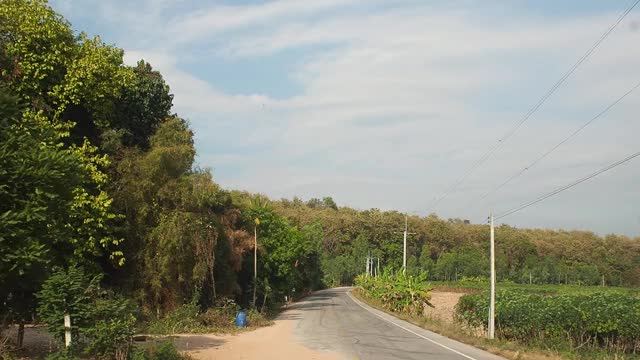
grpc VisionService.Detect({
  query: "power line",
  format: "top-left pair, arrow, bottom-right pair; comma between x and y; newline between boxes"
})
477,79 -> 640,205
428,0 -> 640,213
495,150 -> 640,220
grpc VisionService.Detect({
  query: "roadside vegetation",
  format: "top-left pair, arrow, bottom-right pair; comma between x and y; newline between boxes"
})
457,290 -> 640,354
355,274 -> 640,359
144,298 -> 272,335
429,278 -> 640,296
355,272 -> 432,315
1,1 -> 639,359
0,1 -> 316,358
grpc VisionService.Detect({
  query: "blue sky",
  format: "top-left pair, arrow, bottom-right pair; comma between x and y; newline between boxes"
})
50,0 -> 640,236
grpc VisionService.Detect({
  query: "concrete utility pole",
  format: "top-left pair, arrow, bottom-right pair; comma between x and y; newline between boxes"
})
366,252 -> 371,276
403,216 -> 408,274
400,215 -> 417,275
377,257 -> 380,277
488,213 -> 496,340
370,257 -> 374,277
365,256 -> 368,276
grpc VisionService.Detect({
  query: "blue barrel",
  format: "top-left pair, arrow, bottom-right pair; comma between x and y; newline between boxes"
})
235,311 -> 247,328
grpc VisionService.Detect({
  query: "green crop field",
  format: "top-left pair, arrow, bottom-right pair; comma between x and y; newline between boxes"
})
428,279 -> 640,297
456,289 -> 640,354
357,276 -> 640,358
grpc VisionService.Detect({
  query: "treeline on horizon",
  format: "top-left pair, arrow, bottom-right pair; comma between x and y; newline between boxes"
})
1,0 -> 639,342
272,197 -> 640,287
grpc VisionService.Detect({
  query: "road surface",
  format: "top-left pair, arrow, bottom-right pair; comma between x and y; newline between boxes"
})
290,287 -> 505,360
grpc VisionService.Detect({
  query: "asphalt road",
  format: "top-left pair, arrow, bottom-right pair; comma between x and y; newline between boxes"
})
288,287 -> 505,360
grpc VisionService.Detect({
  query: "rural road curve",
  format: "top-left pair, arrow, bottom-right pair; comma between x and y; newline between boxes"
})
290,287 -> 505,360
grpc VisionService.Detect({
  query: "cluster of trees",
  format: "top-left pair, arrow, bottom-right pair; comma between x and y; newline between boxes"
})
0,0 -> 322,348
1,0 -> 639,353
273,201 -> 640,287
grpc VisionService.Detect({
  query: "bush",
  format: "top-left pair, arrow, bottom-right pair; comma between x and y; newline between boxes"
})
355,272 -> 432,316
146,303 -> 204,334
44,348 -> 80,360
36,267 -> 139,359
84,296 -> 137,360
36,266 -> 101,342
244,308 -> 271,328
199,298 -> 239,329
455,290 -> 640,353
459,276 -> 488,284
146,297 -> 272,334
130,341 -> 190,360
149,341 -> 185,360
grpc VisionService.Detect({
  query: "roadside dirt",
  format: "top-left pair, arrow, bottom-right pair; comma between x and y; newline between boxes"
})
173,307 -> 341,360
423,291 -> 464,324
3,291 -> 462,359
2,325 -> 56,358
174,291 -> 464,359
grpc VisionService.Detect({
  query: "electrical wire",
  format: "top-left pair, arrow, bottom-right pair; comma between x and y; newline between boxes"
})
428,0 -> 640,212
495,150 -> 640,220
477,79 -> 640,205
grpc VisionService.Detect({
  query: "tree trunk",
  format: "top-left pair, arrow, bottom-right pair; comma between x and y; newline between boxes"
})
253,281 -> 257,308
17,321 -> 24,348
210,267 -> 216,300
260,292 -> 268,313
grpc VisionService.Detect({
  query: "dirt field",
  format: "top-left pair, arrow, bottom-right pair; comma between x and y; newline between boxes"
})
423,291 -> 465,324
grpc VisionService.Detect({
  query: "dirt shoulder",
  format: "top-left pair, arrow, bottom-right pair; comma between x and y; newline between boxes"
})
173,306 -> 341,360
172,290 -> 465,360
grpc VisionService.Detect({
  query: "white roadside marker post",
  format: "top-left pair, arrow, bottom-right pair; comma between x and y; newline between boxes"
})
64,312 -> 72,348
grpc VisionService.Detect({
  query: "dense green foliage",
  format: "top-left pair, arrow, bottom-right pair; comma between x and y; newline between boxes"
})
243,206 -> 323,299
0,0 -> 317,357
274,202 -> 640,288
36,267 -> 138,359
430,279 -> 640,296
355,273 -> 432,316
1,0 -> 128,339
145,298 -> 270,335
456,290 -> 640,353
35,267 -> 101,342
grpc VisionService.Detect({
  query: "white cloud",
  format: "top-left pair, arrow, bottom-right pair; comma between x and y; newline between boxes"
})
167,0 -> 364,44
53,0 -> 640,235
123,49 -> 270,116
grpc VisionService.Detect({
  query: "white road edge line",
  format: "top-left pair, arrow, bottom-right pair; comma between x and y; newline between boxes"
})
347,290 -> 478,360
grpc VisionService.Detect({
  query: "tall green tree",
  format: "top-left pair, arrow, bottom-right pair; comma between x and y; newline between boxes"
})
0,86 -> 119,338
0,0 -> 75,105
0,0 -> 125,263
110,60 -> 173,150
